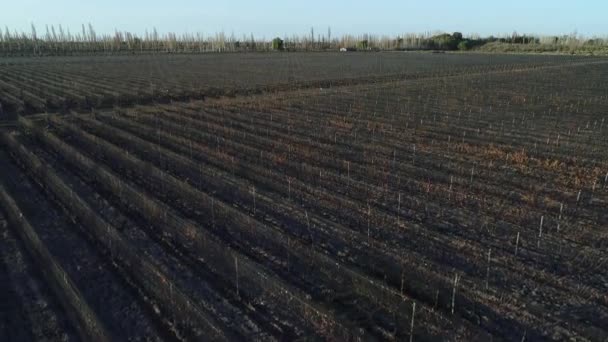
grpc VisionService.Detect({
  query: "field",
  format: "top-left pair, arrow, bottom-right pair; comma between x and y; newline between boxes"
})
0,52 -> 586,115
1,52 -> 607,341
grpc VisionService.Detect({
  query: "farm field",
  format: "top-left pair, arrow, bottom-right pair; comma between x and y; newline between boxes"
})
0,52 -> 593,115
1,52 -> 608,341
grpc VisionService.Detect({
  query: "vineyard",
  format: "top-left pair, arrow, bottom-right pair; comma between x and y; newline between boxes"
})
0,52 -> 586,116
1,52 -> 608,341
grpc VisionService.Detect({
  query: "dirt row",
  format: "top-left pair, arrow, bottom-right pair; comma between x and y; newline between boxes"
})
0,205 -> 79,342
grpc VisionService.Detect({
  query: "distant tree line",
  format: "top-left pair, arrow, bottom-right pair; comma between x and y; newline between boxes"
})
0,24 -> 607,56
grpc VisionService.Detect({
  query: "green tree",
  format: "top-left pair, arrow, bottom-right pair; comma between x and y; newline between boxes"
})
429,34 -> 458,50
458,40 -> 472,51
272,37 -> 284,51
356,40 -> 368,50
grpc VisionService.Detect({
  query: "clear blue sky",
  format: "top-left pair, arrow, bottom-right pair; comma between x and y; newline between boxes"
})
2,0 -> 607,38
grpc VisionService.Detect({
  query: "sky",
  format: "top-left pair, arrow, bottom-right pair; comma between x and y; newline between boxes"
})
2,0 -> 607,38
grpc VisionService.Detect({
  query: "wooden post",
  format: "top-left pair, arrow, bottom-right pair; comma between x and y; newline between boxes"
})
537,216 -> 544,248
485,248 -> 491,290
451,274 -> 460,315
234,255 -> 239,297
397,193 -> 401,225
409,302 -> 416,342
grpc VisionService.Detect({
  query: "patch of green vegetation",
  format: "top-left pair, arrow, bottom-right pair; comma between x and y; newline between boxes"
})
356,40 -> 369,50
272,37 -> 284,51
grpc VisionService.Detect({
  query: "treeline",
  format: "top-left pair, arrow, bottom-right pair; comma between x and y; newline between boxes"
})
0,25 -> 438,55
0,24 -> 607,56
393,32 -> 608,53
